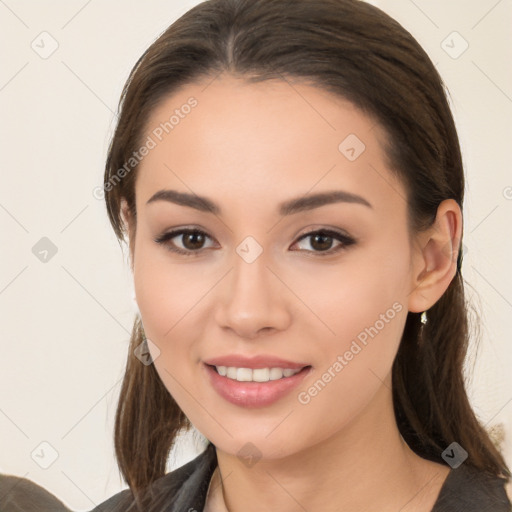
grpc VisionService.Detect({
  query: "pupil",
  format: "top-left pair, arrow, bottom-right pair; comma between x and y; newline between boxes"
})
184,232 -> 204,249
312,234 -> 332,251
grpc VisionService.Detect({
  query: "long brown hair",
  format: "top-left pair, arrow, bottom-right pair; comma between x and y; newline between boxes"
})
103,0 -> 511,506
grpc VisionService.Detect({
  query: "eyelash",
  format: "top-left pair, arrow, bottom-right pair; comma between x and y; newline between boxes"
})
154,227 -> 356,257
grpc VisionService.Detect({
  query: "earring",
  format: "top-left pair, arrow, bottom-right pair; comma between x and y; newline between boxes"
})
420,311 -> 428,325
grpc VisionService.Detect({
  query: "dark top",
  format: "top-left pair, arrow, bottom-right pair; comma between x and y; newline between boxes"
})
1,443 -> 511,511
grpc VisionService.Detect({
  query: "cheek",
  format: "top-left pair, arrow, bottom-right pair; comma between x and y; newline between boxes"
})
291,299 -> 407,451
132,252 -> 203,408
290,243 -> 410,349
132,240 -> 221,388
133,238 -> 201,336
305,278 -> 407,392
291,246 -> 410,411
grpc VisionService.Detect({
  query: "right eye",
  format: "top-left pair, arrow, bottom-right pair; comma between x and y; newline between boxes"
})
154,228 -> 217,256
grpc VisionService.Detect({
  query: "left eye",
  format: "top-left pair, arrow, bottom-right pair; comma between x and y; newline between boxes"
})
292,229 -> 355,255
154,228 -> 355,256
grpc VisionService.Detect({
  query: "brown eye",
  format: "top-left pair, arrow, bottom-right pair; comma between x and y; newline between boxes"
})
309,233 -> 334,251
292,229 -> 356,256
154,228 -> 215,255
182,231 -> 206,250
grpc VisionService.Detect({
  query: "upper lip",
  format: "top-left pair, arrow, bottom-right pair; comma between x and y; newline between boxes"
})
204,354 -> 310,370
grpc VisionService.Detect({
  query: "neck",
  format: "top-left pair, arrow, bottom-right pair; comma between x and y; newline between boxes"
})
213,375 -> 450,512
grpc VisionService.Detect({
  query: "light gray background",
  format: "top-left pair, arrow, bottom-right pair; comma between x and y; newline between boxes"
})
1,0 -> 511,510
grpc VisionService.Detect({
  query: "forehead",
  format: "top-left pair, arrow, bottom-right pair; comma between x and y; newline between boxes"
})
135,73 -> 406,219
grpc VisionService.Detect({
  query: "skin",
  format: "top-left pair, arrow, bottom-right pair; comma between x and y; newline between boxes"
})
122,73 -> 462,511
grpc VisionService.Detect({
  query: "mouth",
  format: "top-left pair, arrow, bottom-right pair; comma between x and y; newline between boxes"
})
203,362 -> 313,408
207,364 -> 311,382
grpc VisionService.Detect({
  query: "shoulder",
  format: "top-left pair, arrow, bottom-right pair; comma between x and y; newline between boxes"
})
432,464 -> 512,511
0,444 -> 217,512
506,479 -> 512,503
90,442 -> 218,512
0,473 -> 72,511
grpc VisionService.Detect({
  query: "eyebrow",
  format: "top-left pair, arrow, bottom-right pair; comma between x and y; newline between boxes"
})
146,189 -> 372,215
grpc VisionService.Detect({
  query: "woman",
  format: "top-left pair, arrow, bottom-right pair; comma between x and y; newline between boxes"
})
100,0 -> 512,509
1,0 -> 511,510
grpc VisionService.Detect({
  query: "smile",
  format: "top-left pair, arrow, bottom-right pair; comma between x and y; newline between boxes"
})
213,365 -> 303,382
204,363 -> 312,407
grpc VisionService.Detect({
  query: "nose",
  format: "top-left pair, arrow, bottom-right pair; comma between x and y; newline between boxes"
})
213,249 -> 292,340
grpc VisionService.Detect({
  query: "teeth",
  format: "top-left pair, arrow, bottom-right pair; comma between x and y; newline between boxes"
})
214,366 -> 302,382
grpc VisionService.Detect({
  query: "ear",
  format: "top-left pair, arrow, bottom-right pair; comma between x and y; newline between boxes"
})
407,198 -> 463,313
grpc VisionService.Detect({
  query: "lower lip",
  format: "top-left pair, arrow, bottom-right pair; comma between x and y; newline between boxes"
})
203,363 -> 312,408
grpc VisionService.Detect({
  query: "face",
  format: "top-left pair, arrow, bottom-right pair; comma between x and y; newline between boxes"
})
128,73 -> 420,459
